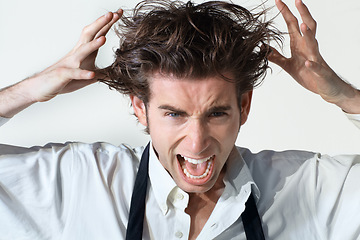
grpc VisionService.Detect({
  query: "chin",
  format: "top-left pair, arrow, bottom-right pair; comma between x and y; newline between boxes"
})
175,176 -> 217,194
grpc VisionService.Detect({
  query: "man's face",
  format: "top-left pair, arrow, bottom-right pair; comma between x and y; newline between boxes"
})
131,73 -> 252,193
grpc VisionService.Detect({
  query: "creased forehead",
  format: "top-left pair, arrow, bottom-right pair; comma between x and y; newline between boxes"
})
147,73 -> 238,111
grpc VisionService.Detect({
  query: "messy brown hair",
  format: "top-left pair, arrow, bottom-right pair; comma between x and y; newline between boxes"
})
99,0 -> 282,106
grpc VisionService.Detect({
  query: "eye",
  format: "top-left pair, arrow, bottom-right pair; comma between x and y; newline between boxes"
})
166,112 -> 181,118
210,112 -> 227,117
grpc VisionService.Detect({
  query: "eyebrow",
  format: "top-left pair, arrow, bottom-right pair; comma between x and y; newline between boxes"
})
158,104 -> 232,115
158,105 -> 188,115
207,106 -> 232,113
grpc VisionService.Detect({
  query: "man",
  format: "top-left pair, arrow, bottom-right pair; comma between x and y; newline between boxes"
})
0,0 -> 359,239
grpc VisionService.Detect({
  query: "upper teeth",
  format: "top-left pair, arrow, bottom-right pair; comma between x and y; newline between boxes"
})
182,155 -> 212,164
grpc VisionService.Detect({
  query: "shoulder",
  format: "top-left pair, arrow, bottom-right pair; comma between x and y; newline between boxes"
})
0,141 -> 144,159
237,147 -> 360,238
66,142 -> 145,177
238,145 -> 360,205
238,147 -> 318,179
237,147 -> 319,204
238,147 -> 360,186
0,141 -> 146,180
314,153 -> 360,198
72,142 -> 144,162
0,141 -> 144,161
0,142 -> 146,239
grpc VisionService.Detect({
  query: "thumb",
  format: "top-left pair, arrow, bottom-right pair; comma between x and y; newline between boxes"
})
267,46 -> 289,70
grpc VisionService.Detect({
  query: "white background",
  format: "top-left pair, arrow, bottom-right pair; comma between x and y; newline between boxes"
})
0,0 -> 359,155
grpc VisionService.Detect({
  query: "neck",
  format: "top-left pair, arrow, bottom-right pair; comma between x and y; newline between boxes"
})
185,166 -> 226,239
188,166 -> 226,202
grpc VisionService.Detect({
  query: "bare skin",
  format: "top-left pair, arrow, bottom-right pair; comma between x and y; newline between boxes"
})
183,0 -> 360,237
131,75 -> 246,239
1,0 -> 359,119
0,0 -> 360,239
185,169 -> 226,240
269,0 -> 360,114
0,10 -> 122,118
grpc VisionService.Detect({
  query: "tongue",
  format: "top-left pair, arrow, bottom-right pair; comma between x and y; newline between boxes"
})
184,160 -> 208,176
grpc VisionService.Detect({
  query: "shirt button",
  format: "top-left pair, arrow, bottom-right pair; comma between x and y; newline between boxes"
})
161,204 -> 168,213
176,193 -> 184,200
175,231 -> 183,238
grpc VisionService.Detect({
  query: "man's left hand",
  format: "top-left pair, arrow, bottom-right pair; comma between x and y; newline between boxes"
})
269,0 -> 360,114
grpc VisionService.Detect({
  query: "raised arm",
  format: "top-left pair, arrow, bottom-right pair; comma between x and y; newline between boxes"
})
268,0 -> 360,114
0,10 -> 122,118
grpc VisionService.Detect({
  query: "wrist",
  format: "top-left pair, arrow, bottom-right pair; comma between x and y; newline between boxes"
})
0,79 -> 38,118
329,84 -> 360,114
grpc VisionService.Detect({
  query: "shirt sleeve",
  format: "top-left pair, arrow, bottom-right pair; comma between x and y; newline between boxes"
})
315,153 -> 360,239
345,112 -> 360,129
0,142 -> 75,239
0,117 -> 10,127
313,112 -> 360,238
0,142 -> 137,240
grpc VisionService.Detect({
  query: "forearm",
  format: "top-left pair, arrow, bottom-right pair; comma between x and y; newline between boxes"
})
0,12 -> 121,119
0,78 -> 37,118
329,83 -> 360,114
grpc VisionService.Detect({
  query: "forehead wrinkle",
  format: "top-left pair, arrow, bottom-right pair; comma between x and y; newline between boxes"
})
148,73 -> 237,116
173,84 -> 226,117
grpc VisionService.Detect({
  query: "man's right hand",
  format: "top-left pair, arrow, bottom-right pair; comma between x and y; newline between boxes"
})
0,10 -> 122,118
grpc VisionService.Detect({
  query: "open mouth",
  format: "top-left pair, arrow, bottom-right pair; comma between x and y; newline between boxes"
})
177,154 -> 215,184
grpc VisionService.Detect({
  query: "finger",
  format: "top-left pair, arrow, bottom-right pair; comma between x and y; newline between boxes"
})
73,69 -> 96,80
295,0 -> 317,33
300,23 -> 319,59
60,79 -> 97,94
78,12 -> 114,44
73,36 -> 107,64
267,46 -> 290,71
95,9 -> 123,39
54,68 -> 95,82
275,0 -> 301,36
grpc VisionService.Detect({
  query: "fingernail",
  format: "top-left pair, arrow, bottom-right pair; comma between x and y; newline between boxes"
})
87,71 -> 95,78
96,36 -> 105,43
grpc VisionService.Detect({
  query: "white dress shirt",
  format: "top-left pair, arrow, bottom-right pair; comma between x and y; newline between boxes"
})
0,114 -> 359,240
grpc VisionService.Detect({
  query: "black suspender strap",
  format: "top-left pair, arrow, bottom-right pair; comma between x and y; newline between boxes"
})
125,143 -> 265,240
125,143 -> 150,240
241,193 -> 266,240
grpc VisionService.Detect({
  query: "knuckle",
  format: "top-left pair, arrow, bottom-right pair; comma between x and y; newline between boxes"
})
90,38 -> 100,48
289,18 -> 299,25
81,25 -> 91,36
63,55 -> 80,68
313,20 -> 317,28
54,67 -> 67,76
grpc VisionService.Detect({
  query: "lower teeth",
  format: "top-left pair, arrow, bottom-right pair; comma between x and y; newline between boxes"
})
182,160 -> 212,179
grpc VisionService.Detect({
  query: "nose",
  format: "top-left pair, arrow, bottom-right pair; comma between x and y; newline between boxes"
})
185,118 -> 210,155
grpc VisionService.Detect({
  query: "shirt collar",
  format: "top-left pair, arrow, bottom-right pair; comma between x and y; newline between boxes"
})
148,143 -> 260,215
148,143 -> 179,215
223,146 -> 260,202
